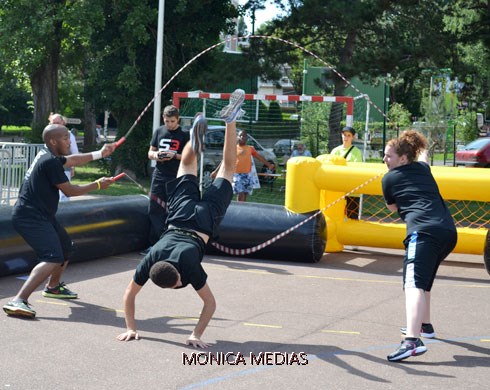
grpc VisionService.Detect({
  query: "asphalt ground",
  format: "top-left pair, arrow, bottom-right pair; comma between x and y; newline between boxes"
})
1,247 -> 489,390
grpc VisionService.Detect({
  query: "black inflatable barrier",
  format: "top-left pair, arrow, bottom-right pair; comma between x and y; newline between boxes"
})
0,195 -> 149,277
1,197 -> 326,278
484,229 -> 490,276
207,202 -> 326,262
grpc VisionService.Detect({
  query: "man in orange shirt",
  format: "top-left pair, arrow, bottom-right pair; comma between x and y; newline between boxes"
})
234,129 -> 275,201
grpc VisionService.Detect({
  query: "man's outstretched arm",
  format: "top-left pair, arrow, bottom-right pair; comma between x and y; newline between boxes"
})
117,280 -> 143,341
186,283 -> 216,348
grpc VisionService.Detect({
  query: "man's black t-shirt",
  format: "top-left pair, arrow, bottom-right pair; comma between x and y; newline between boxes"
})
150,126 -> 189,177
13,146 -> 68,219
133,230 -> 207,291
382,161 -> 456,235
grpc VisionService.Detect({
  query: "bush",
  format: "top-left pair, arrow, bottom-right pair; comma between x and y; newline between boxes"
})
0,125 -> 31,136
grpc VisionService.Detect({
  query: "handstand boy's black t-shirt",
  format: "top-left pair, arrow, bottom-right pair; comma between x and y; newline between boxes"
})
133,230 -> 207,291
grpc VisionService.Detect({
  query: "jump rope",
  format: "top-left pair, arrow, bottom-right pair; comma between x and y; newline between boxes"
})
108,35 -> 390,255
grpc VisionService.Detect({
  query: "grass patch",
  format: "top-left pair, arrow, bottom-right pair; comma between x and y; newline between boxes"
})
247,176 -> 286,205
71,164 -> 150,196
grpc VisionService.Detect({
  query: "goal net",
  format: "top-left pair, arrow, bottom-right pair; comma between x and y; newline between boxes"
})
173,90 -> 356,202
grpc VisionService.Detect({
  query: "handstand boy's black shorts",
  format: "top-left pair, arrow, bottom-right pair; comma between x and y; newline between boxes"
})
166,174 -> 233,239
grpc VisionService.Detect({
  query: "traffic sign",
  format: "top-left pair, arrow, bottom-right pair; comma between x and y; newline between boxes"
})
65,118 -> 82,125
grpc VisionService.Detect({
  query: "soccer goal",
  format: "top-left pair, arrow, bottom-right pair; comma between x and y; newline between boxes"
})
173,90 -> 358,202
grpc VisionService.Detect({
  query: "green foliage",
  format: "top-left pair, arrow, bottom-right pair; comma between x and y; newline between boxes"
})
0,0 -> 238,176
300,102 -> 331,155
110,120 -> 153,178
0,126 -> 31,134
2,0 -> 490,178
58,69 -> 84,120
268,101 -> 282,122
387,103 -> 412,129
28,122 -> 44,143
0,72 -> 32,128
84,1 -> 239,177
253,0 -> 490,125
257,101 -> 269,121
444,0 -> 490,52
0,0 -> 107,133
453,111 -> 479,144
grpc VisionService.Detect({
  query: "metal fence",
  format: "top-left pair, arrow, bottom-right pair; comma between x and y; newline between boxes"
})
0,142 -> 44,206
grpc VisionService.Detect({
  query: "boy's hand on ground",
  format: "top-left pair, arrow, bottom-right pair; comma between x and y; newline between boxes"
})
186,334 -> 209,348
116,329 -> 140,341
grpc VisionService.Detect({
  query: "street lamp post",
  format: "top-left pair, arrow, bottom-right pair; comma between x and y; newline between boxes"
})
153,0 -> 165,133
382,74 -> 390,154
151,0 -> 165,169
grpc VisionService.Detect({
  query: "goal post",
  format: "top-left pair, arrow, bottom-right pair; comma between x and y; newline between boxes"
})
172,91 -> 354,127
172,90 -> 357,200
172,90 -> 356,164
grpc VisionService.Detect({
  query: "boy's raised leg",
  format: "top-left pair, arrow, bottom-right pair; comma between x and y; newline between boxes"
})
177,115 -> 208,177
216,89 -> 245,183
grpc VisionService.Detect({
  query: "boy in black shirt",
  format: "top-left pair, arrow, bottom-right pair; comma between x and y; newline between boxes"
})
382,130 -> 457,362
117,89 -> 245,348
3,124 -> 116,318
145,105 -> 190,251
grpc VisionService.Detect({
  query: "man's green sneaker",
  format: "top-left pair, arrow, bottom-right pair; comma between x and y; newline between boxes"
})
3,300 -> 36,318
42,282 -> 78,299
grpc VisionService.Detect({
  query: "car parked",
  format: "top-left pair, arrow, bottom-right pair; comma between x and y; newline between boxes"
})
455,138 -> 490,167
273,139 -> 300,157
200,125 -> 279,188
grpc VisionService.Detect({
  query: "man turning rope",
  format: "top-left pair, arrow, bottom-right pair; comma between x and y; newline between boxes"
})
3,124 -> 116,318
117,89 -> 245,348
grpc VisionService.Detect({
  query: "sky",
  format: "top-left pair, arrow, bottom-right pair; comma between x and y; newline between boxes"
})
238,0 -> 284,32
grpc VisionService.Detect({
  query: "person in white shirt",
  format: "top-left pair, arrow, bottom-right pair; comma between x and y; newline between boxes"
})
49,114 -> 80,201
290,142 -> 312,157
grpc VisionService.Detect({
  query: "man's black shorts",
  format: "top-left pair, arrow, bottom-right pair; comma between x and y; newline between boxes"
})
12,209 -> 73,263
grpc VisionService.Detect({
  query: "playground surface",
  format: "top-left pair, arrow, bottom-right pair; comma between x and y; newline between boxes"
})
1,247 -> 489,389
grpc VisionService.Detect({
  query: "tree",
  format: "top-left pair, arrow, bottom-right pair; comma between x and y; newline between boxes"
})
0,70 -> 32,129
444,0 -> 490,117
0,0 -> 239,175
85,0 -> 239,176
388,103 -> 411,131
240,1 -> 460,146
0,0 -> 104,141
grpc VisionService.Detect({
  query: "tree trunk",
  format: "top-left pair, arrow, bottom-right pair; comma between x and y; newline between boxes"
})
84,99 -> 97,147
328,101 -> 344,150
328,30 -> 357,150
30,51 -> 60,143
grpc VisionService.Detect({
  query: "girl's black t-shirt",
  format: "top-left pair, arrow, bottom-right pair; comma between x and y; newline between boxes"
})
382,161 -> 456,235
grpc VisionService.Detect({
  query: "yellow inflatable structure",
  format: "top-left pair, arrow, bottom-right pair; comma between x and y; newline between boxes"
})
285,156 -> 489,255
